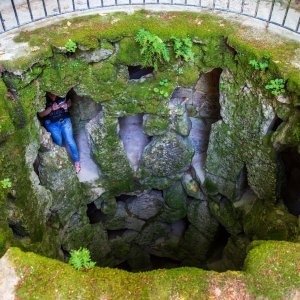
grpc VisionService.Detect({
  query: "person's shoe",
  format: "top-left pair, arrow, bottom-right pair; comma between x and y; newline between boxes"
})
74,162 -> 81,173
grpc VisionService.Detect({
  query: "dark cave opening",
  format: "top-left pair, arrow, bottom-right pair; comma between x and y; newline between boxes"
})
8,222 -> 29,240
86,201 -> 106,224
115,194 -> 136,202
280,147 -> 300,216
206,224 -> 231,269
128,66 -> 154,80
271,115 -> 283,132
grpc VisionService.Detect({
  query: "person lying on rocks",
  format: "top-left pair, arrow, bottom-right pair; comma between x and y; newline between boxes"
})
38,92 -> 81,173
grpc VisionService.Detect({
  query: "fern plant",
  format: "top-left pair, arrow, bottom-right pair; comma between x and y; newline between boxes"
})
69,247 -> 96,271
135,29 -> 170,70
172,36 -> 194,62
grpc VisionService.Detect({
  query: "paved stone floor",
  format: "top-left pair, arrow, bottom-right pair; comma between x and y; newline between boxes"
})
0,0 -> 299,36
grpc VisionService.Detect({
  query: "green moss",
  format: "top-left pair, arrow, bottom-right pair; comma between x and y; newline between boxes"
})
39,54 -> 88,95
101,40 -> 115,51
178,63 -> 200,87
7,240 -> 300,299
244,241 -> 300,299
115,37 -> 142,65
143,114 -> 169,136
243,201 -> 298,241
0,80 -> 15,142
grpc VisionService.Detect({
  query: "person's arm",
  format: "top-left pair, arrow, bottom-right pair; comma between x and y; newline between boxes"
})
38,106 -> 52,118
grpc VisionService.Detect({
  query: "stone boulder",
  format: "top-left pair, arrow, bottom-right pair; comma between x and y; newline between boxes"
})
138,131 -> 194,178
187,200 -> 219,240
86,112 -> 134,192
127,190 -> 164,220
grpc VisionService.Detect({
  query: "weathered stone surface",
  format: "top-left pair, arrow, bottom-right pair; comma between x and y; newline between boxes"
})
104,201 -> 145,231
187,200 -> 219,240
159,182 -> 187,223
138,131 -> 194,178
206,69 -> 278,202
243,200 -> 298,241
272,112 -> 300,151
174,112 -> 192,137
208,196 -> 243,235
136,222 -> 171,247
127,191 -> 164,220
221,235 -> 250,270
182,172 -> 205,200
61,209 -> 110,263
86,112 -> 135,192
79,48 -> 114,63
143,114 -> 169,136
180,225 -> 211,261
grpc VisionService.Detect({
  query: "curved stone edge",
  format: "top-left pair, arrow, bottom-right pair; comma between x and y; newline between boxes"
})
0,252 -> 19,300
2,241 -> 300,299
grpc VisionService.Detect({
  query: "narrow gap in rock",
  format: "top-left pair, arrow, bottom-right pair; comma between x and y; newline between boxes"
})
115,194 -> 136,202
61,245 -> 70,261
68,89 -> 102,182
8,222 -> 29,240
270,115 -> 283,132
280,147 -> 300,216
128,66 -> 154,80
224,37 -> 238,57
118,114 -> 152,171
86,202 -> 106,224
107,229 -> 127,240
206,224 -> 231,271
6,192 -> 16,203
151,189 -> 164,197
236,164 -> 249,200
33,155 -> 40,177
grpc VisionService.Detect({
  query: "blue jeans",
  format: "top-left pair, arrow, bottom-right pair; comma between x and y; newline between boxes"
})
44,118 -> 79,163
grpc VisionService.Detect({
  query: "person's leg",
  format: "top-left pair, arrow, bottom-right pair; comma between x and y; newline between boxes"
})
44,120 -> 63,146
61,118 -> 80,163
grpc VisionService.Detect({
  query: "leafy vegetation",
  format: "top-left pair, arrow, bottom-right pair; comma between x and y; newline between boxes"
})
0,178 -> 12,189
172,36 -> 194,62
68,247 -> 96,271
265,78 -> 285,95
135,29 -> 170,70
153,79 -> 170,98
177,67 -> 184,75
65,39 -> 77,53
249,59 -> 269,71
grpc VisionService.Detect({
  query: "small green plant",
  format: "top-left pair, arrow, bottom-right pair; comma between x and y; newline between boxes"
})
0,178 -> 12,189
219,83 -> 226,90
172,36 -> 194,62
177,67 -> 184,75
153,79 -> 170,98
135,29 -> 170,70
68,247 -> 96,271
249,59 -> 269,71
265,78 -> 285,95
65,39 -> 77,53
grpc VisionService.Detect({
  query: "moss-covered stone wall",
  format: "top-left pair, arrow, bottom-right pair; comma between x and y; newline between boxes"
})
0,11 -> 299,270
